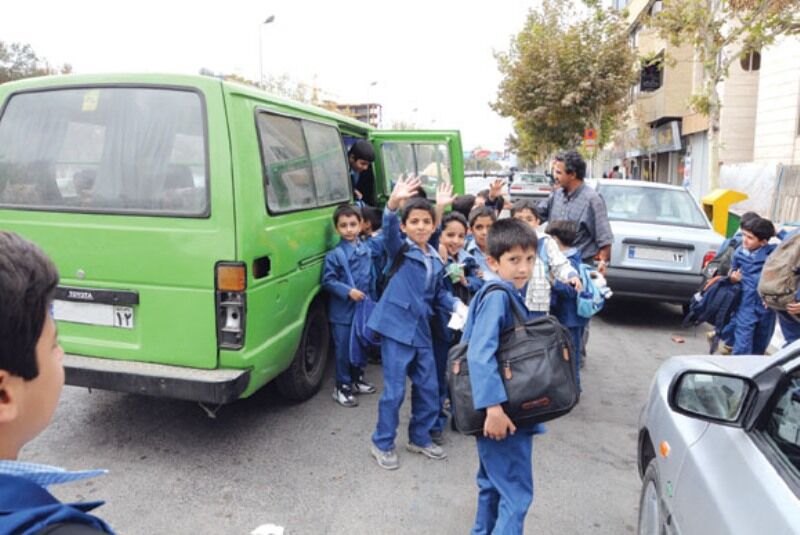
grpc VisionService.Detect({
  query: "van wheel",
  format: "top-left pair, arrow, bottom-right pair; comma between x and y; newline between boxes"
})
637,459 -> 667,535
276,301 -> 330,401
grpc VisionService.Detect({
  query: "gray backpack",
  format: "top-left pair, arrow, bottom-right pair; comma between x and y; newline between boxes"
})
758,232 -> 800,310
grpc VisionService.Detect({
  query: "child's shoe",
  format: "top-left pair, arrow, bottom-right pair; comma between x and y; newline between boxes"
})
430,430 -> 445,446
352,377 -> 377,395
371,443 -> 399,470
706,330 -> 716,342
720,344 -> 733,355
333,384 -> 358,407
406,442 -> 447,460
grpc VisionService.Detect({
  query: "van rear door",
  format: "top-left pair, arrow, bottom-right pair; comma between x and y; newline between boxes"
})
368,130 -> 465,202
0,78 -> 235,372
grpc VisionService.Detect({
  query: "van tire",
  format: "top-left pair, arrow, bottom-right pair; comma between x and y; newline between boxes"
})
276,301 -> 330,401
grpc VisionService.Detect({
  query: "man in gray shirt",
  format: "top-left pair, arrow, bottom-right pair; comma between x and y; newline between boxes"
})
538,150 -> 613,274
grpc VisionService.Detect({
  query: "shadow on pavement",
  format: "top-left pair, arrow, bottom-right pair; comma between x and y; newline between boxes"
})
597,297 -> 686,329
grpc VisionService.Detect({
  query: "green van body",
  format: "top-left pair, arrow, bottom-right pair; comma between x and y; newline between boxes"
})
0,73 -> 464,404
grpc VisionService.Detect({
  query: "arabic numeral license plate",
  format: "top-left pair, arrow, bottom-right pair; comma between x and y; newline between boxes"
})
53,300 -> 135,329
628,245 -> 686,263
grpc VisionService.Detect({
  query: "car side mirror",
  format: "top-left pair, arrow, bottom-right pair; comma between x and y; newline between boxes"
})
671,372 -> 752,425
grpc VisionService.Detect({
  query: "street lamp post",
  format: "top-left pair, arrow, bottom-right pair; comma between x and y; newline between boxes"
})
259,15 -> 276,90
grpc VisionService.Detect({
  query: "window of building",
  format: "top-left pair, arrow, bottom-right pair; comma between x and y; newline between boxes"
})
740,51 -> 761,72
640,53 -> 664,92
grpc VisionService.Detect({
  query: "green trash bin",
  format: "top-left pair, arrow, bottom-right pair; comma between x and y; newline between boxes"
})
726,212 -> 741,238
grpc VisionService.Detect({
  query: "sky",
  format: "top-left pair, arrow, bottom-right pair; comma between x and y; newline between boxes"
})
0,0 -> 535,151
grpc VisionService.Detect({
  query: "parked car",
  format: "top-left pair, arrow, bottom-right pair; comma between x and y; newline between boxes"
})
509,172 -> 553,202
593,179 -> 723,307
637,345 -> 800,534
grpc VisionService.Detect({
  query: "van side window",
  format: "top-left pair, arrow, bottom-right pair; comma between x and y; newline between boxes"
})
381,142 -> 451,198
256,112 -> 349,213
0,87 -> 208,216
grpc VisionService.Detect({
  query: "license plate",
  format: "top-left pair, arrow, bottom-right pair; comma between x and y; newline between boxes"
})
628,245 -> 685,263
53,300 -> 134,329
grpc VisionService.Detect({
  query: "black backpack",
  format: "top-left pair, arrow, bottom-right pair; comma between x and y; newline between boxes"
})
447,285 -> 579,435
703,237 -> 740,281
683,276 -> 742,352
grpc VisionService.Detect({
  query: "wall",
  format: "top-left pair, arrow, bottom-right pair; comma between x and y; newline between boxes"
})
719,48 -> 760,164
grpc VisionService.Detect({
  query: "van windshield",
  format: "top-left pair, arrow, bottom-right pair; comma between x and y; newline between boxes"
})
0,87 -> 208,216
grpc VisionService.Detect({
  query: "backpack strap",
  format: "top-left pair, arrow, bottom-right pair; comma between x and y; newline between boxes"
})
480,284 -> 527,328
384,242 -> 410,283
334,247 -> 356,288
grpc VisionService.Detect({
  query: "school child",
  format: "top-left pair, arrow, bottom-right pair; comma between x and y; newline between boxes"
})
430,211 -> 483,443
466,206 -> 498,280
367,177 -> 464,470
321,204 -> 377,407
360,205 -> 387,292
453,194 -> 480,220
461,218 -> 543,534
511,200 -> 580,315
730,217 -> 778,355
546,220 -> 589,391
0,231 -> 115,534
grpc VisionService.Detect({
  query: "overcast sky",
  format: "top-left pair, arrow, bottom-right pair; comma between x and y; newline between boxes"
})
1,0 -> 535,150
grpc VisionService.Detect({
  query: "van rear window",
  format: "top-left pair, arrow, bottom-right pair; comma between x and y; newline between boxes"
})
0,87 -> 208,216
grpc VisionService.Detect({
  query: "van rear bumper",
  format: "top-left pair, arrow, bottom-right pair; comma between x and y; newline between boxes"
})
64,354 -> 250,404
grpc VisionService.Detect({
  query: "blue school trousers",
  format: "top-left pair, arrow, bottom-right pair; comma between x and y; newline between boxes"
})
431,333 -> 451,434
472,432 -> 534,535
372,337 -> 439,451
331,323 -> 362,387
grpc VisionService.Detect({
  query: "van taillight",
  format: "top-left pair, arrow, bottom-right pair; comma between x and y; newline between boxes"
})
215,262 -> 247,349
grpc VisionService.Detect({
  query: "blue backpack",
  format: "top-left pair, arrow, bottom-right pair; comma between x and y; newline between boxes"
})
576,263 -> 605,318
683,276 -> 742,351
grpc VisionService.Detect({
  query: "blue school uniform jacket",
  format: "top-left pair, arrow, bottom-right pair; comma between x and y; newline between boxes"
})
322,238 -> 373,325
550,248 -> 589,328
367,208 -> 456,347
731,243 -> 776,321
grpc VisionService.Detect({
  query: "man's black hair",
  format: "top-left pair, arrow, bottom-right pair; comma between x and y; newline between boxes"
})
361,205 -> 382,232
441,211 -> 468,232
545,219 -> 578,247
348,140 -> 375,162
452,194 -> 476,219
749,217 -> 775,241
468,206 -> 498,227
488,218 -> 538,260
0,231 -> 59,380
740,211 -> 760,231
333,203 -> 362,225
510,199 -> 541,220
401,197 -> 435,224
555,150 -> 587,180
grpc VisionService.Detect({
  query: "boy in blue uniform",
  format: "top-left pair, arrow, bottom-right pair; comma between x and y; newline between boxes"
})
0,231 -> 114,534
322,204 -> 377,407
730,217 -> 777,355
368,177 -> 464,470
466,206 -> 498,280
546,220 -> 589,391
461,218 -> 543,534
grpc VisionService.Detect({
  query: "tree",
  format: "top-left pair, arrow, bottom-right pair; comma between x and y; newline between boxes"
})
650,0 -> 800,189
493,0 -> 637,162
0,40 -> 71,83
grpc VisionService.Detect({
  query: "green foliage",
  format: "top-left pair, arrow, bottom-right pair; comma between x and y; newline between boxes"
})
0,41 -> 70,83
493,0 -> 637,157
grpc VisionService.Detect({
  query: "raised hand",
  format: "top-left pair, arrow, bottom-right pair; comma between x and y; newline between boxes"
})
387,175 -> 422,210
435,181 -> 455,208
488,178 -> 506,201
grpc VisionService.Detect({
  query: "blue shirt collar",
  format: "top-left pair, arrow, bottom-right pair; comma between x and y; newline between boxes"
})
0,460 -> 107,487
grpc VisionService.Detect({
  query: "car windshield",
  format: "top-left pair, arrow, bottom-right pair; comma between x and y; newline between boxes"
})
598,185 -> 708,228
518,173 -> 549,184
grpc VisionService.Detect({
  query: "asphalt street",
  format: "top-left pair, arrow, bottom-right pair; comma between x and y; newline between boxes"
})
23,298 -> 712,535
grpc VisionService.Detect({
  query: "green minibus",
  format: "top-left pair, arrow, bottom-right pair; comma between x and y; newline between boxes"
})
0,73 -> 464,405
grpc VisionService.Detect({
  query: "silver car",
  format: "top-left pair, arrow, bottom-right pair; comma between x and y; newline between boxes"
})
637,346 -> 800,534
509,172 -> 553,202
594,179 -> 724,306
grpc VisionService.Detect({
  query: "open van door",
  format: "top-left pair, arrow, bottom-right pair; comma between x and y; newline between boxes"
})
368,131 -> 464,205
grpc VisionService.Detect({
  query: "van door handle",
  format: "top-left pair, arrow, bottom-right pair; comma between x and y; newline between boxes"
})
253,256 -> 271,279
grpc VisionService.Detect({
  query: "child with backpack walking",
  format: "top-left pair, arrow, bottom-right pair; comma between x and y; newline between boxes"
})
367,177 -> 466,470
321,204 -> 377,407
546,220 -> 590,391
461,218 -> 544,534
466,206 -> 499,280
730,217 -> 778,355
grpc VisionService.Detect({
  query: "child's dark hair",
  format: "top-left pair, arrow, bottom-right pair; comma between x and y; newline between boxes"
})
411,186 -> 428,200
510,199 -> 541,220
401,197 -> 435,224
545,219 -> 578,247
348,139 -> 375,162
333,203 -> 362,225
749,217 -> 775,241
468,206 -> 498,227
361,205 -> 382,232
0,231 -> 59,380
441,211 -> 468,232
488,219 -> 538,260
452,194 -> 476,219
739,211 -> 760,231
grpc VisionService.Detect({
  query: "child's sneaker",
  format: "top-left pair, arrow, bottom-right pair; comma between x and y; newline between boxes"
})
406,442 -> 447,460
352,377 -> 377,395
371,443 -> 399,470
333,384 -> 358,407
430,430 -> 444,446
